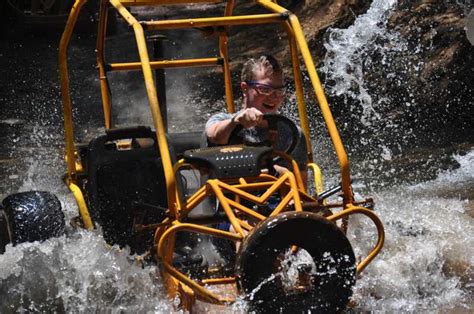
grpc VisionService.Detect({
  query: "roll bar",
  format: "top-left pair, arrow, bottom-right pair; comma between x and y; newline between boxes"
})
58,0 -> 355,215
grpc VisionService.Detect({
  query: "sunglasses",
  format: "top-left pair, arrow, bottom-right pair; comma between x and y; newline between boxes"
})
246,80 -> 286,97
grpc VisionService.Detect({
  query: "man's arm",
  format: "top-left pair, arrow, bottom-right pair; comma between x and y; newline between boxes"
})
205,115 -> 239,145
205,108 -> 264,145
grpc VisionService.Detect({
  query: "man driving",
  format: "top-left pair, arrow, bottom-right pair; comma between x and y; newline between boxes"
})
205,54 -> 308,180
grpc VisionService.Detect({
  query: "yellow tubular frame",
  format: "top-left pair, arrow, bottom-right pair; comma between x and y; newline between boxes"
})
258,0 -> 353,204
96,0 -> 113,129
59,0 -> 97,225
59,0 -> 384,309
59,0 -> 85,180
221,0 -> 235,113
327,206 -> 385,273
284,21 -> 314,162
109,0 -> 178,215
120,0 -> 224,5
143,14 -> 284,30
156,170 -> 306,304
67,181 -> 94,229
308,162 -> 325,195
158,223 -> 241,304
108,58 -> 223,71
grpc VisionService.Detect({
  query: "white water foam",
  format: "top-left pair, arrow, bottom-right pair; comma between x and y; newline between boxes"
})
0,231 -> 175,312
349,149 -> 474,311
0,122 -> 176,312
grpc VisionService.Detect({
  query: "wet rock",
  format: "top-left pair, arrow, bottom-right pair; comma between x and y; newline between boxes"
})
467,9 -> 474,45
292,0 -> 373,61
385,1 -> 473,144
316,1 -> 473,158
228,0 -> 372,69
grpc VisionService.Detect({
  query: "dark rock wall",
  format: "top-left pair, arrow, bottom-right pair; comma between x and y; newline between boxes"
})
299,1 -> 473,152
283,0 -> 373,62
386,1 -> 473,145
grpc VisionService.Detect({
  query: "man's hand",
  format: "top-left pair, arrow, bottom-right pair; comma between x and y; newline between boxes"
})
206,108 -> 266,145
234,108 -> 263,128
273,164 -> 289,176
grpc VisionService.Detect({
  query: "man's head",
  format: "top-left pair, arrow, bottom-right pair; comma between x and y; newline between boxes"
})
240,55 -> 285,113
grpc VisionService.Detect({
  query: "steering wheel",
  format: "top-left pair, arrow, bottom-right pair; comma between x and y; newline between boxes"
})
228,113 -> 299,156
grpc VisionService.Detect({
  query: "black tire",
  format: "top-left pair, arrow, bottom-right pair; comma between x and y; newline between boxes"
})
0,209 -> 10,254
236,212 -> 356,313
1,191 -> 65,251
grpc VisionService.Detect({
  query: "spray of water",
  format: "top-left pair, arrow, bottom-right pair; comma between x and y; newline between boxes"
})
0,120 -> 177,312
317,0 -> 473,310
347,149 -> 474,311
0,230 -> 175,312
320,0 -> 399,124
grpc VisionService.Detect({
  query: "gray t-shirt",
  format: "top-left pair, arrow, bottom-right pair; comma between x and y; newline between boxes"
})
205,112 -> 308,170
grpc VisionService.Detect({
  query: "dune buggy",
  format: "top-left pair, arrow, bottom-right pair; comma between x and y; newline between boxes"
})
0,0 -> 384,312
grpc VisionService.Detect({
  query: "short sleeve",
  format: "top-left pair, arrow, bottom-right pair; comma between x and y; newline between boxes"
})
205,112 -> 234,130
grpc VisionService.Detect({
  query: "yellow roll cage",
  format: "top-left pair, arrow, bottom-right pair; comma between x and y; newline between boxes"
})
59,0 -> 384,308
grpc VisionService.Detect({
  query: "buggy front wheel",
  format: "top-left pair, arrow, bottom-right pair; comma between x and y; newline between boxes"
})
236,211 -> 356,312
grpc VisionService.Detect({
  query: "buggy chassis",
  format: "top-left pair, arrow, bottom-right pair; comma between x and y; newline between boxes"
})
56,0 -> 385,311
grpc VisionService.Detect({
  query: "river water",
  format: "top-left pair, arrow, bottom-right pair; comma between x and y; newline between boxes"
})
1,1 -> 473,312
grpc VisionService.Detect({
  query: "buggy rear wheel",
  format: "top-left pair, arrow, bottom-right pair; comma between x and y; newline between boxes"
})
0,209 -> 10,253
236,211 -> 356,313
0,191 -> 65,253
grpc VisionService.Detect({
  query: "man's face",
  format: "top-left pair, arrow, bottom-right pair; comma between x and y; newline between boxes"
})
241,68 -> 285,113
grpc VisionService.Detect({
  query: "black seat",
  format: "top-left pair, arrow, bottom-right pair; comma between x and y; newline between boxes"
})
85,126 -> 169,253
85,126 -> 203,254
168,131 -> 203,160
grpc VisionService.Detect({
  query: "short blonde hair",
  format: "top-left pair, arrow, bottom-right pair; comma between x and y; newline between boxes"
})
240,55 -> 283,82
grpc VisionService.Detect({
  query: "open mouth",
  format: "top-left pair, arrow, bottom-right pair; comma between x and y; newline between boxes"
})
263,103 -> 276,110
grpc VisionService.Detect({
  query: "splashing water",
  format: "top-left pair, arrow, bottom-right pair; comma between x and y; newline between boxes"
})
320,0 -> 399,125
0,231 -> 175,312
317,0 -> 473,310
348,149 -> 474,311
0,122 -> 176,312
